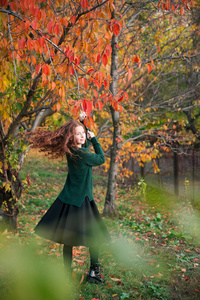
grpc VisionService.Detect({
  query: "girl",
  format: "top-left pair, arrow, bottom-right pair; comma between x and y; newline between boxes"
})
29,113 -> 109,284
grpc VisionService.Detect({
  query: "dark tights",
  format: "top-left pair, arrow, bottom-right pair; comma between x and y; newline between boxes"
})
63,244 -> 99,269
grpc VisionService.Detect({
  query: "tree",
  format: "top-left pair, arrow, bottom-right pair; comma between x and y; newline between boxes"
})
0,0 -> 118,229
102,0 -> 198,214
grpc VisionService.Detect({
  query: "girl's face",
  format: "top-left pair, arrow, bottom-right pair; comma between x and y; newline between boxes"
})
74,125 -> 86,148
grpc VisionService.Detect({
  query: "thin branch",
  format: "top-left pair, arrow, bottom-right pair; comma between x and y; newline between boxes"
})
7,12 -> 17,82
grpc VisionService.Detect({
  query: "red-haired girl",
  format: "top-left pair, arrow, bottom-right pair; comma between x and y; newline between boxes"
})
29,113 -> 109,284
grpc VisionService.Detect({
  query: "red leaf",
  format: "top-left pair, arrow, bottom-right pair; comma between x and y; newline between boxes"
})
43,64 -> 50,76
87,101 -> 93,116
87,68 -> 94,74
18,38 -> 26,50
75,57 -> 80,65
39,36 -> 45,47
97,54 -> 101,64
105,44 -> 112,56
69,65 -> 75,75
133,55 -> 140,64
35,64 -> 41,74
171,4 -> 175,11
47,20 -> 54,34
54,23 -> 60,35
147,63 -> 152,73
118,95 -> 124,103
69,53 -> 74,62
157,0 -> 161,8
113,23 -> 120,36
71,16 -> 76,24
81,0 -> 88,9
83,99 -> 87,111
102,53 -> 108,66
35,8 -> 42,21
94,79 -> 100,89
104,80 -> 109,89
31,20 -> 37,30
186,4 -> 190,10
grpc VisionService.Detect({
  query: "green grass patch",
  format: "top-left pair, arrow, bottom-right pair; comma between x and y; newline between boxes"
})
0,150 -> 200,300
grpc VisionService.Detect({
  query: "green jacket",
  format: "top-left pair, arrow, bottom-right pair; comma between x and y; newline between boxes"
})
58,136 -> 105,207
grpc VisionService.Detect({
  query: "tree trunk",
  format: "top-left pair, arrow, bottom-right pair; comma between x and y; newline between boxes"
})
0,108 -> 53,231
0,142 -> 22,231
103,10 -> 121,216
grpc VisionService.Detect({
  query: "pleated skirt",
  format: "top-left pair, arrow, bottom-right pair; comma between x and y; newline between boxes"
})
34,197 -> 110,247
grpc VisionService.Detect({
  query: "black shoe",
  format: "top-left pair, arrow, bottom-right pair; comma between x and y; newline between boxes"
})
86,263 -> 105,284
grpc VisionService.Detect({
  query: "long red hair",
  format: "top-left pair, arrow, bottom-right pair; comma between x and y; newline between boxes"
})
28,120 -> 86,159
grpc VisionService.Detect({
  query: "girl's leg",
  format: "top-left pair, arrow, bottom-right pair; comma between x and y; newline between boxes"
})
89,246 -> 99,266
87,246 -> 104,284
63,244 -> 73,272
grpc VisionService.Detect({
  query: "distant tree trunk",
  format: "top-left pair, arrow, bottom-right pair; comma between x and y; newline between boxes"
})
173,151 -> 179,196
104,6 -> 120,216
141,164 -> 145,179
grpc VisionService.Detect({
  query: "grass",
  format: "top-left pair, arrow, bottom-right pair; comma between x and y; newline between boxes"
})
0,149 -> 200,300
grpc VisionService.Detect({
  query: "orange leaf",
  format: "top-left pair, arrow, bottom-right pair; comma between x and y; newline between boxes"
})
98,100 -> 103,111
56,102 -> 61,111
180,6 -> 184,16
52,82 -> 56,90
31,55 -> 36,65
93,89 -> 98,99
128,68 -> 132,81
102,53 -> 108,66
147,63 -> 152,73
89,116 -> 94,127
83,78 -> 88,89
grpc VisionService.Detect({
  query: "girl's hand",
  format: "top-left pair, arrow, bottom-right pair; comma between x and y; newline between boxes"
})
79,111 -> 87,121
87,130 -> 95,140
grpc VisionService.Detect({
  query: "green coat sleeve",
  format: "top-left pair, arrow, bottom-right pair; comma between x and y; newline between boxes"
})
79,137 -> 105,167
80,119 -> 91,148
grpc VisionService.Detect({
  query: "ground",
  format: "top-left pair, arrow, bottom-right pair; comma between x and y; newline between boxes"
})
0,149 -> 200,300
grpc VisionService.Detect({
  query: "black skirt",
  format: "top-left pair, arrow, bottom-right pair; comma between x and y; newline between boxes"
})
34,197 -> 110,247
